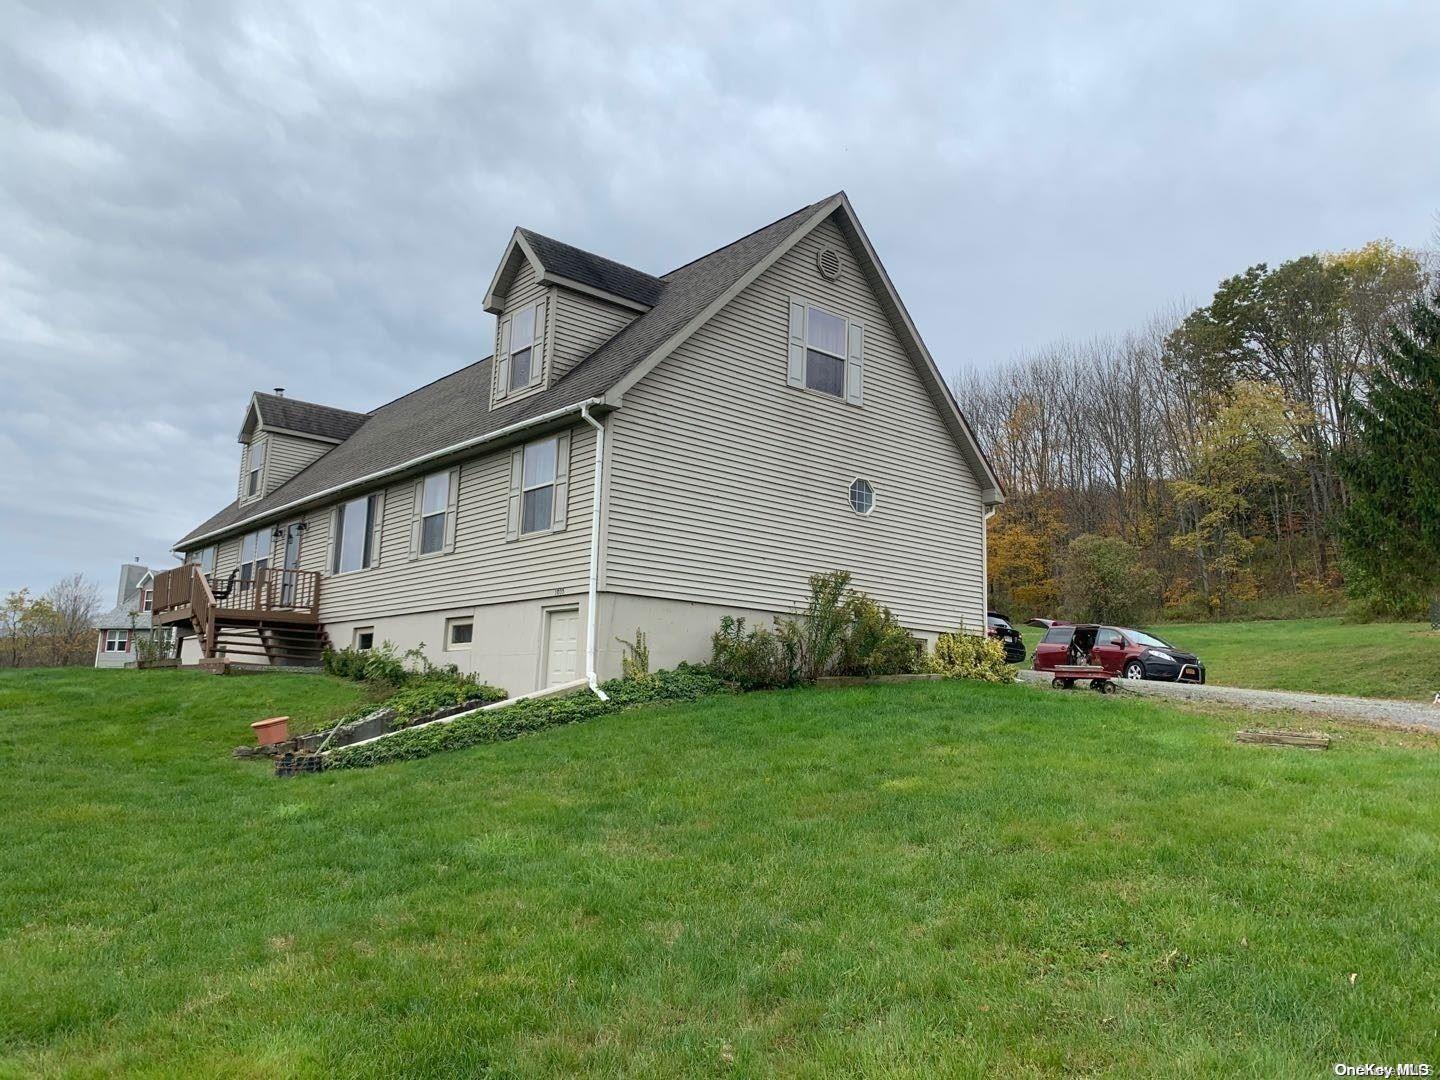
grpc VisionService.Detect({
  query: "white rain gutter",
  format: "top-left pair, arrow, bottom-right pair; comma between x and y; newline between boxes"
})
180,398 -> 608,550
579,403 -> 609,702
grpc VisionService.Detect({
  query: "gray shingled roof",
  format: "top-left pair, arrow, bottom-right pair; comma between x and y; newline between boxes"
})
94,607 -> 154,631
517,229 -> 664,308
177,194 -> 835,548
253,392 -> 369,442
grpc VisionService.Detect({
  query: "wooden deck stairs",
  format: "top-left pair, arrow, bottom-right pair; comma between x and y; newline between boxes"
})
152,565 -> 330,668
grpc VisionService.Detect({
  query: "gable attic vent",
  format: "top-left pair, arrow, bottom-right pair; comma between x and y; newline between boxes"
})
816,247 -> 842,282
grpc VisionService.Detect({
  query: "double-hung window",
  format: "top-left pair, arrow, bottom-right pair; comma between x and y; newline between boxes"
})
239,529 -> 269,589
805,306 -> 847,397
521,437 -> 558,535
509,305 -> 536,392
420,472 -> 450,556
187,545 -> 217,575
507,432 -> 570,540
787,296 -> 864,404
333,494 -> 379,574
104,629 -> 128,652
246,438 -> 266,497
497,299 -> 546,400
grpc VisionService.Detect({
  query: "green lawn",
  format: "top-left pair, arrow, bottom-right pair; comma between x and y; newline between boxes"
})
3,668 -> 1440,1076
1017,616 -> 1440,701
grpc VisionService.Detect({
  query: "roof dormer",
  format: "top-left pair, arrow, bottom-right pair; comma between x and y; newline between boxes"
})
484,228 -> 661,409
236,391 -> 368,504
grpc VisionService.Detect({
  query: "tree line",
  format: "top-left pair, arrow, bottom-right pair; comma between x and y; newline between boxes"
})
1,575 -> 103,668
957,239 -> 1436,623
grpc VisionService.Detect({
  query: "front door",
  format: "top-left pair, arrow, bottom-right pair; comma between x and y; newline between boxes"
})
544,609 -> 580,687
280,523 -> 302,606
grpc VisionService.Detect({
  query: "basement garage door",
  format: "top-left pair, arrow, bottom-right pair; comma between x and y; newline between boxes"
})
544,608 -> 579,687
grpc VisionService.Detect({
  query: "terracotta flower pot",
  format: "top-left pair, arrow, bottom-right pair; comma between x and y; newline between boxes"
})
251,716 -> 290,746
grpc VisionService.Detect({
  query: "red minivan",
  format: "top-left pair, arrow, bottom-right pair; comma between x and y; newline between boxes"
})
1031,622 -> 1206,683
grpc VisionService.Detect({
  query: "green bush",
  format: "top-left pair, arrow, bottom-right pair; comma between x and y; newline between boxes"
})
386,678 -> 507,727
925,631 -> 1011,683
322,641 -> 410,685
709,616 -> 797,691
616,628 -> 651,680
709,573 -> 930,688
791,570 -> 853,682
836,593 -> 921,677
327,665 -> 725,770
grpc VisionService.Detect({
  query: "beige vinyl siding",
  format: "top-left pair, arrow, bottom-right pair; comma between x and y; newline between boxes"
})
261,433 -> 331,495
603,217 -> 987,633
214,536 -> 242,579
490,260 -> 551,406
550,289 -> 635,381
295,423 -> 595,623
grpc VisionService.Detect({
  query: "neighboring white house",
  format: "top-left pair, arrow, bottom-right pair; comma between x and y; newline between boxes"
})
93,563 -> 171,668
160,192 -> 1003,693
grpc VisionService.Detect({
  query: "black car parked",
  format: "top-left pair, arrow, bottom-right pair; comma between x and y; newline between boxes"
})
986,611 -> 1027,664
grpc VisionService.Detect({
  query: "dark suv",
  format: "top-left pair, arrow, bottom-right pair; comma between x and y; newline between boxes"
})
1031,622 -> 1205,683
986,611 -> 1027,664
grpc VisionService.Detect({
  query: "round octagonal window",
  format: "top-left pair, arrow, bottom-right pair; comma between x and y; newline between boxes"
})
849,478 -> 875,515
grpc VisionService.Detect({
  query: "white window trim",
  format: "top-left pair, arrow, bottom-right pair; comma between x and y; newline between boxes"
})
521,443 -> 556,534
848,477 -> 877,516
103,629 -> 129,653
244,437 -> 267,500
410,469 -> 459,561
329,493 -> 383,576
238,528 -> 270,587
352,627 -> 375,651
493,294 -> 549,405
507,431 -> 570,541
445,617 -> 474,651
787,294 -> 865,406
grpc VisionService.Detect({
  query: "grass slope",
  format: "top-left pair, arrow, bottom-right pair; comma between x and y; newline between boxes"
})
1018,617 -> 1440,701
3,668 -> 1440,1076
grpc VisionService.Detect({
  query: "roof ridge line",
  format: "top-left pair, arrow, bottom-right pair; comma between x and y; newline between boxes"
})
517,227 -> 664,285
255,391 -> 368,418
660,191 -> 842,279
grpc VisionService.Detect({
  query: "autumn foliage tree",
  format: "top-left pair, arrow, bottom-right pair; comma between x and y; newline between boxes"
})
958,239 -> 1430,622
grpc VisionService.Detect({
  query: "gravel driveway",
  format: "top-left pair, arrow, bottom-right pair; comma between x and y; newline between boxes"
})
1015,668 -> 1440,733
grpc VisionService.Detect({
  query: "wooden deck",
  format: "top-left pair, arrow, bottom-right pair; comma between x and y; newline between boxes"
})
152,565 -> 328,664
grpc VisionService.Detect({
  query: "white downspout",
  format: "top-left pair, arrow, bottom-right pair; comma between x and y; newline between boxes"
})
579,404 -> 609,701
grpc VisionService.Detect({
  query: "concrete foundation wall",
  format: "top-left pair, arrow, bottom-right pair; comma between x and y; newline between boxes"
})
321,592 -> 940,697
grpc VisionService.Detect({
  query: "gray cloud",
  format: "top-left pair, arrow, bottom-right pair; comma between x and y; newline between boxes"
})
2,0 -> 1438,595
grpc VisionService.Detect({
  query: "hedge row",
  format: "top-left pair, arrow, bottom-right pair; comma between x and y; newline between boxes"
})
325,665 -> 724,770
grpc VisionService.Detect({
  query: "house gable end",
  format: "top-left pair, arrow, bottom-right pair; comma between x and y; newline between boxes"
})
603,194 -> 1002,505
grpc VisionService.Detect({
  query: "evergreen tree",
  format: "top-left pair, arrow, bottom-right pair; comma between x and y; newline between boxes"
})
1339,286 -> 1440,615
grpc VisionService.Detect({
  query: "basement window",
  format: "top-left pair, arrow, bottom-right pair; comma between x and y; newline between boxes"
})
446,618 -> 474,650
353,628 -> 375,651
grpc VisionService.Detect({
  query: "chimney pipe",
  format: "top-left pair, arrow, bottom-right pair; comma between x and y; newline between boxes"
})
273,387 -> 285,397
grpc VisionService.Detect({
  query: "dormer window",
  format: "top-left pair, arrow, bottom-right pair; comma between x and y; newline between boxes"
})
141,588 -> 154,612
509,306 -> 536,391
246,438 -> 266,496
496,298 -> 546,401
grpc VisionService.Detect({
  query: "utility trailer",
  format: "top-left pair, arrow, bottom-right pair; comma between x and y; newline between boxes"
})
1050,664 -> 1118,694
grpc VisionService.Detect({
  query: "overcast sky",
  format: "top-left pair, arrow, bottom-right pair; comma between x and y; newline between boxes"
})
2,1 -> 1438,599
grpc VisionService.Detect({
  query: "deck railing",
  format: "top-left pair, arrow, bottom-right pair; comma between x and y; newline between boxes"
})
152,565 -> 321,618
